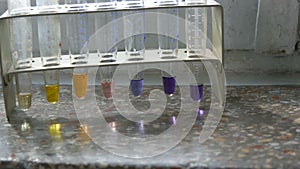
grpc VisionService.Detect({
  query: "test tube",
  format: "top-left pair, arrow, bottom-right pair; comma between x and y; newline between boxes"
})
157,8 -> 179,59
186,6 -> 207,58
161,63 -> 176,96
128,64 -> 144,97
158,7 -> 179,96
189,61 -> 204,102
37,0 -> 61,66
36,0 -> 60,12
43,70 -> 60,104
16,73 -> 32,111
100,66 -> 115,99
123,10 -> 145,61
8,0 -> 33,69
95,10 -> 118,63
72,68 -> 89,99
7,0 -> 31,15
66,0 -> 89,64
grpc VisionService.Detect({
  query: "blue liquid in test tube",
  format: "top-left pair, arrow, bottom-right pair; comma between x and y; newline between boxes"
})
162,76 -> 176,96
190,84 -> 203,102
161,62 -> 176,96
128,64 -> 144,97
189,62 -> 205,102
130,79 -> 144,97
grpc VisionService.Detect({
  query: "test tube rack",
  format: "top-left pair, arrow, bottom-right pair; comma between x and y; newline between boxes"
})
0,0 -> 224,121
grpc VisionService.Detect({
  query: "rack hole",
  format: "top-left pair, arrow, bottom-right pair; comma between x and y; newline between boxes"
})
189,55 -> 203,58
161,56 -> 177,59
100,59 -> 116,63
128,58 -> 144,61
102,55 -> 113,58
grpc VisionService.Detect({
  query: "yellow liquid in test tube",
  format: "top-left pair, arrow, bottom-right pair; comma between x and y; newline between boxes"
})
45,84 -> 59,104
17,93 -> 32,110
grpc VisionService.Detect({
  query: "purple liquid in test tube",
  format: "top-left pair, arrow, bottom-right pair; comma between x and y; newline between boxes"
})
162,76 -> 176,95
190,84 -> 203,102
130,79 -> 144,97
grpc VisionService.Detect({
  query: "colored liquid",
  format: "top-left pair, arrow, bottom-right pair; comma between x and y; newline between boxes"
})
190,84 -> 204,102
130,79 -> 144,97
49,123 -> 62,141
162,76 -> 176,95
79,125 -> 91,143
101,80 -> 114,99
45,84 -> 59,104
17,93 -> 32,111
73,73 -> 88,99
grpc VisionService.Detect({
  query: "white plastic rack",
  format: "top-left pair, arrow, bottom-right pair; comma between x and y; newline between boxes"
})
0,0 -> 223,121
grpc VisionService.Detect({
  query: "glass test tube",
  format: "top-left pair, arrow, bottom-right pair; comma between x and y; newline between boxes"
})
128,65 -> 144,97
161,63 -> 176,96
66,0 -> 89,64
7,0 -> 31,15
189,61 -> 204,102
186,6 -> 207,57
37,0 -> 61,66
16,73 -> 32,111
36,0 -> 60,12
157,6 -> 178,96
100,66 -> 115,99
157,7 -> 179,58
8,0 -> 33,69
43,70 -> 60,104
123,9 -> 145,61
95,10 -> 118,63
73,68 -> 89,99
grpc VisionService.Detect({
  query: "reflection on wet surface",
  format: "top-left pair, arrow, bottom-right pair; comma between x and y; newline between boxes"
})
0,85 -> 300,168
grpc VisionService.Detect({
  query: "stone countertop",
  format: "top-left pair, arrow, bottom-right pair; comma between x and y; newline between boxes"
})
0,85 -> 300,169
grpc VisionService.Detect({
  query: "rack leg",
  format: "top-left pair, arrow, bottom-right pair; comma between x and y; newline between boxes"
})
2,75 -> 16,122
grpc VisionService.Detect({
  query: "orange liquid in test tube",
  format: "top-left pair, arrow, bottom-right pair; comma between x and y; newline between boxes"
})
73,73 -> 88,99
